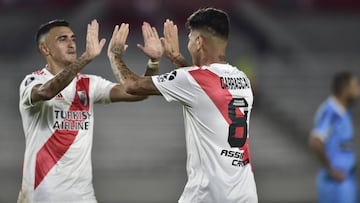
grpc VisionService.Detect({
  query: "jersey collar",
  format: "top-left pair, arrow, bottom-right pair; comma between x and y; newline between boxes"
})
43,65 -> 55,77
329,96 -> 347,116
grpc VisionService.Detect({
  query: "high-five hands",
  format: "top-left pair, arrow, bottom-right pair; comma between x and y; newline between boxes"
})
161,19 -> 190,67
137,22 -> 163,62
160,19 -> 181,61
83,19 -> 106,60
108,20 -> 188,67
108,23 -> 129,59
108,22 -> 164,62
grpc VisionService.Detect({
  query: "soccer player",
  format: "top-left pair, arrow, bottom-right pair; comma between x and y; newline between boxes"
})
108,8 -> 258,203
309,72 -> 360,203
18,19 -> 163,202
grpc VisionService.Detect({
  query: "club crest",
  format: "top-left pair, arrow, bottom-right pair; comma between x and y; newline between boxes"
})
77,90 -> 88,107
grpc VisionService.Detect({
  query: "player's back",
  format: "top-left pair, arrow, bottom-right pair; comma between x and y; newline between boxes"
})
153,63 -> 258,203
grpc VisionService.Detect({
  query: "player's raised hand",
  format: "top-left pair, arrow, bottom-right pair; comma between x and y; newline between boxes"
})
108,23 -> 129,59
84,19 -> 106,60
137,22 -> 163,62
160,19 -> 180,60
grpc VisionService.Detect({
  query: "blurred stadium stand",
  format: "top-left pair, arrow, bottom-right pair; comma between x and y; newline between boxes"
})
0,0 -> 359,202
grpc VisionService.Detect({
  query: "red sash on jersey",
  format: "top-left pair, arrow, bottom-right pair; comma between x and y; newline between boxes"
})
34,77 -> 90,189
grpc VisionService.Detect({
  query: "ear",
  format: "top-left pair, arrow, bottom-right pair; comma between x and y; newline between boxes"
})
39,42 -> 50,56
196,35 -> 204,51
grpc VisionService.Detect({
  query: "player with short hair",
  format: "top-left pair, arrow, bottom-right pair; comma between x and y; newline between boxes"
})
18,19 -> 163,202
309,72 -> 359,203
108,8 -> 258,203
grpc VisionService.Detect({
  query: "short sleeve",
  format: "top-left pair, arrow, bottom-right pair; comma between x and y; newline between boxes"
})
312,106 -> 334,141
19,74 -> 45,109
152,69 -> 194,105
90,75 -> 117,104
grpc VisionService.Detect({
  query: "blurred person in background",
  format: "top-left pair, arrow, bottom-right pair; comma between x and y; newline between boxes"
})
18,19 -> 162,202
108,8 -> 258,203
309,72 -> 360,203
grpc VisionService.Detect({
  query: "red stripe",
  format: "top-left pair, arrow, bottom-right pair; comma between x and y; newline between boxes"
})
34,77 -> 90,189
189,68 -> 251,159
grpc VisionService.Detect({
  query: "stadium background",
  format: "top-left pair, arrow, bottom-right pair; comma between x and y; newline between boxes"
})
0,0 -> 359,202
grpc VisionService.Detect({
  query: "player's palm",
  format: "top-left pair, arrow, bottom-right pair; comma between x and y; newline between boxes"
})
137,22 -> 163,61
85,20 -> 106,60
161,19 -> 180,59
108,23 -> 129,59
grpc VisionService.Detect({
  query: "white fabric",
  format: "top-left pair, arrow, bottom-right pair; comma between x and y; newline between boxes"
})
152,64 -> 258,203
18,68 -> 115,203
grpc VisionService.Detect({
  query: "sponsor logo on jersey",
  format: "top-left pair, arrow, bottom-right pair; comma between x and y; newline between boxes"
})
52,110 -> 91,131
220,149 -> 250,167
157,70 -> 177,82
55,93 -> 64,100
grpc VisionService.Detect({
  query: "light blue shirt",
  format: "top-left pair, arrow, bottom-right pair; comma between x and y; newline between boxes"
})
312,97 -> 355,175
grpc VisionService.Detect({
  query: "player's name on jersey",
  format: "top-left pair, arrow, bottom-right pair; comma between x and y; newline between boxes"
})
53,110 -> 91,131
220,76 -> 250,90
220,149 -> 250,167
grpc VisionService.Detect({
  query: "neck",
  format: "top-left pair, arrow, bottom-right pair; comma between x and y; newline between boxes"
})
198,51 -> 227,66
46,60 -> 66,75
334,95 -> 348,109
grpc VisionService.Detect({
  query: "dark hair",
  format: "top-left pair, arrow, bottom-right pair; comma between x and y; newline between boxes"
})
35,19 -> 70,46
186,8 -> 229,40
332,72 -> 355,96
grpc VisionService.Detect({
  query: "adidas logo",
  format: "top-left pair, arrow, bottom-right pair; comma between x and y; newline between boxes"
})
55,93 -> 64,100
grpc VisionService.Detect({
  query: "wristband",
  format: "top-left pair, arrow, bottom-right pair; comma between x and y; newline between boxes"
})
147,59 -> 160,69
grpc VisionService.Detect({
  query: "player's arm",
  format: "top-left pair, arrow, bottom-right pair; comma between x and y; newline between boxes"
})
31,20 -> 106,103
309,136 -> 332,170
309,129 -> 345,182
160,19 -> 190,68
109,23 -> 160,97
108,22 -> 163,101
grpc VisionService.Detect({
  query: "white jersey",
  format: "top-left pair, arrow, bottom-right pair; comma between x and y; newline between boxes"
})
152,63 -> 258,203
18,67 -> 115,203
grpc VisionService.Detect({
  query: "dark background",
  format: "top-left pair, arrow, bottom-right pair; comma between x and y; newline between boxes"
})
1,0 -> 360,202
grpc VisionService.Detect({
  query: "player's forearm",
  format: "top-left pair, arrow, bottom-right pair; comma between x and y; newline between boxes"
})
309,136 -> 331,170
109,55 -> 141,85
109,56 -> 125,84
144,59 -> 160,76
33,55 -> 91,102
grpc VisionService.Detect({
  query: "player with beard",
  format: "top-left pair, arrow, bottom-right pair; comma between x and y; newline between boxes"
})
310,72 -> 360,203
18,19 -> 163,202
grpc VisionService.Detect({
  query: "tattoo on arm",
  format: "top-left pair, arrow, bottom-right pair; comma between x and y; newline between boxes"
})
109,42 -> 140,83
33,55 -> 91,102
48,58 -> 89,92
172,54 -> 190,68
113,56 -> 140,82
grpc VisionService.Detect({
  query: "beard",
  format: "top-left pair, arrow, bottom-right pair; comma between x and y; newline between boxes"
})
346,96 -> 359,108
63,54 -> 77,65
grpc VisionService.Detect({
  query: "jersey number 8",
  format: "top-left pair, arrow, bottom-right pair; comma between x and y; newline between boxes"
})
228,98 -> 248,148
